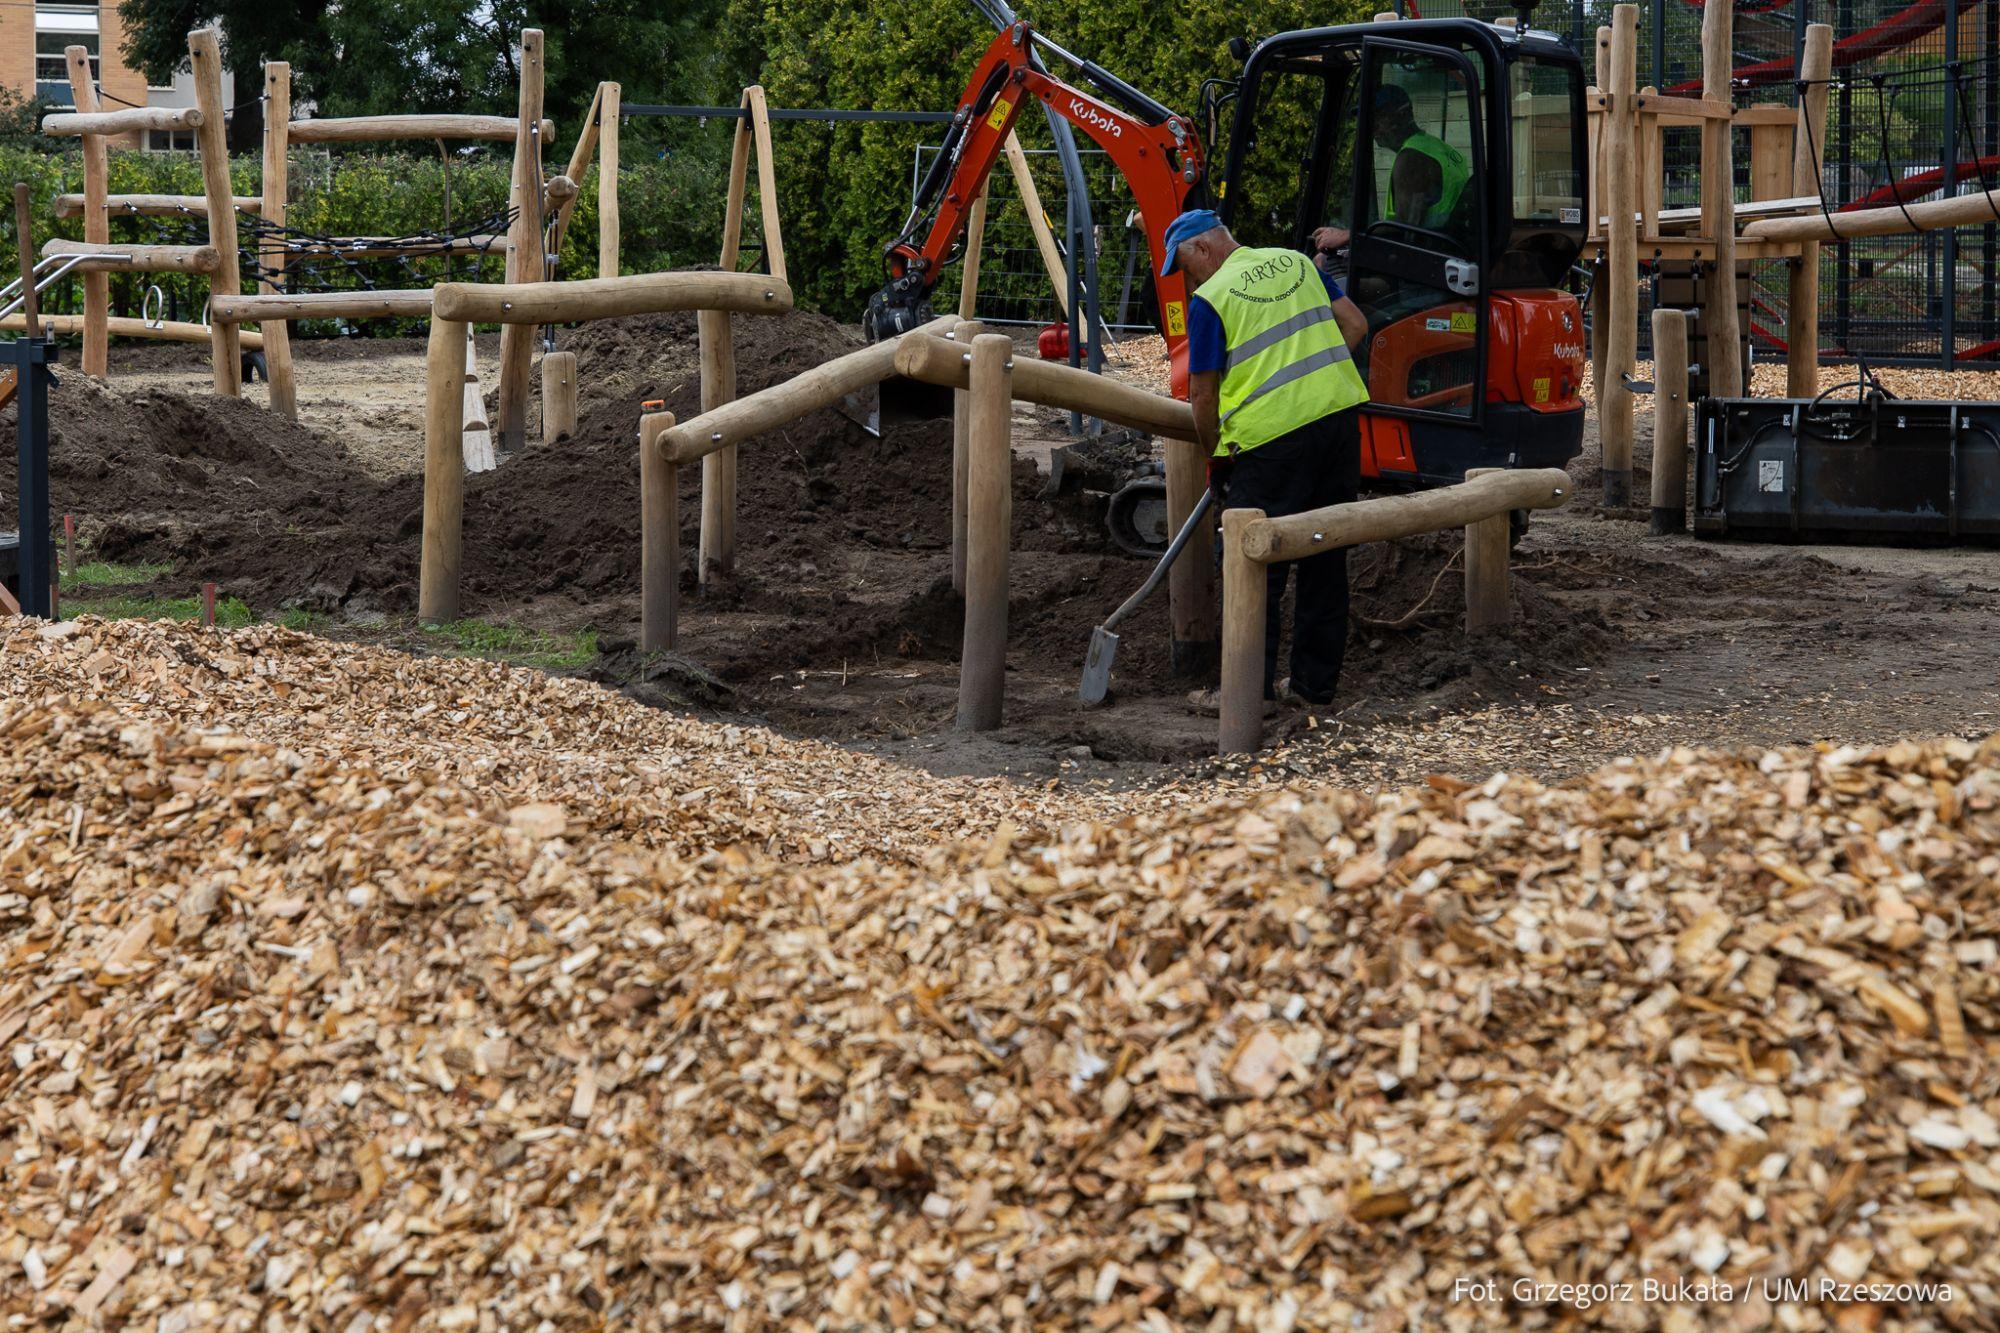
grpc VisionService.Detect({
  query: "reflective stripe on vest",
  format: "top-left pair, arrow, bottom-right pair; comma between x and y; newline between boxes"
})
1385,131 -> 1470,228
1195,246 -> 1369,457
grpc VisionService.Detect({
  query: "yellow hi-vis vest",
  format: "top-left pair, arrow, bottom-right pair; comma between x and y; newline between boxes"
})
1195,246 -> 1369,457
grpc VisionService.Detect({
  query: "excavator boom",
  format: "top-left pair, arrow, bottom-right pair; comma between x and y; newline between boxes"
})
864,22 -> 1205,393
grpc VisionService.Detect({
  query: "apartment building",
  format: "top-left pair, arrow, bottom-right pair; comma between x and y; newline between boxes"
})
5,1 -> 232,149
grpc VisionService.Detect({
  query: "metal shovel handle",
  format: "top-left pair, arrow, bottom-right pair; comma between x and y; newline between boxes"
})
1101,486 -> 1214,635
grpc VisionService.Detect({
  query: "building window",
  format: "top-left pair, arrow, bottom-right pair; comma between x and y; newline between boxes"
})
35,32 -> 98,90
146,129 -> 196,153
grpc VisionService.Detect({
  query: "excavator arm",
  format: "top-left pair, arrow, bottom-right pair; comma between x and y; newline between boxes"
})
865,22 -> 1206,394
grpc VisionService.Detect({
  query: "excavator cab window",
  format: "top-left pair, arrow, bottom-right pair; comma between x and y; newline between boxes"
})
1347,38 -> 1489,424
1222,53 -> 1354,253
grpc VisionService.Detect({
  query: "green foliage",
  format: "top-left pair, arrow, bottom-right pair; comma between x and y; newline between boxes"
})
68,592 -> 256,627
67,560 -> 172,587
420,617 -> 598,668
736,0 -> 1373,315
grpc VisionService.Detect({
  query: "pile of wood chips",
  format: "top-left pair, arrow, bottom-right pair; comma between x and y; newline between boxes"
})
3,617 -> 1997,1329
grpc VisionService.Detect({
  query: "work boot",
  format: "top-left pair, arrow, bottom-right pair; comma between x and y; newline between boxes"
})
1275,678 -> 1334,713
1185,688 -> 1275,718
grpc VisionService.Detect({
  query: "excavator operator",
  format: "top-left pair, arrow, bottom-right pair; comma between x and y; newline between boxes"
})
1310,83 -> 1473,263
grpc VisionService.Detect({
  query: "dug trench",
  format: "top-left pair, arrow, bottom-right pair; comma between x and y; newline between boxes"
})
22,312 -> 2000,784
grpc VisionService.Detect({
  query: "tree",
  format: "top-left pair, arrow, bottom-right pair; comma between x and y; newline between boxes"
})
117,0 -> 332,150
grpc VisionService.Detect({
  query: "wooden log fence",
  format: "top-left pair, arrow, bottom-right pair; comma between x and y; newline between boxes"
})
1649,309 -> 1690,534
1600,4 -> 1638,507
418,271 -> 796,622
495,29 -> 548,457
958,335 -> 1013,731
1219,469 -> 1571,754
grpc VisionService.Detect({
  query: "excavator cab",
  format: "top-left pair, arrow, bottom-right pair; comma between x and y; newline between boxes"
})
1218,17 -> 1588,487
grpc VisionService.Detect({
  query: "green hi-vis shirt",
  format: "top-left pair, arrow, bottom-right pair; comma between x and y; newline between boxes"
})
1193,246 -> 1369,458
1386,131 -> 1470,228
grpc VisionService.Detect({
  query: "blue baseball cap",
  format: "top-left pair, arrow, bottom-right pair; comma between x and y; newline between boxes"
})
1159,208 -> 1224,277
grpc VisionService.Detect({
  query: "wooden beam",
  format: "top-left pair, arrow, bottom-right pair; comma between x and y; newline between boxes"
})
956,334 -> 1012,733
892,331 -> 1196,441
640,411 -> 679,652
432,270 -> 791,325
1700,0 -> 1742,398
1600,4 -> 1639,506
65,45 -> 107,377
419,318 -> 470,625
548,83 -> 601,263
1166,434 -> 1216,675
40,239 -> 219,273
1217,507 -> 1267,756
1745,187 -> 2000,243
598,84 -> 621,279
958,182 -> 989,321
949,319 -> 983,592
189,28 -> 242,396
1788,23 -> 1834,397
210,289 -> 434,322
659,317 -> 955,464
495,28 -> 546,457
1241,469 -> 1570,565
1649,309 -> 1690,534
1462,468 -> 1511,631
698,309 -> 737,588
287,114 -> 553,144
1003,132 -> 1068,317
55,193 -> 259,218
261,61 -> 297,419
744,86 -> 785,281
42,106 -> 201,136
541,351 -> 577,443
0,313 -> 263,348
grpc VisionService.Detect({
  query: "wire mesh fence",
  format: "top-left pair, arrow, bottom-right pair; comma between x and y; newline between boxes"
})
1421,0 -> 2000,368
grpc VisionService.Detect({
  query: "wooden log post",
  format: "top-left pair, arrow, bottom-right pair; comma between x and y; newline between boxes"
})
14,183 -> 38,340
64,47 -> 108,377
188,28 -> 241,397
599,83 -> 621,278
541,350 -> 577,443
958,182 -> 989,321
1600,6 -> 1639,508
697,310 -> 738,589
957,334 -> 1012,733
495,28 -> 545,456
1787,23 -> 1833,398
462,325 -> 494,473
1462,468 -> 1510,631
641,411 -> 679,653
419,318 -> 470,625
262,62 -> 297,419
949,319 -> 984,593
1166,436 -> 1217,675
1004,133 -> 1069,318
1588,26 -> 1610,398
1217,507 -> 1267,756
1649,308 -> 1691,534
1700,0 -> 1742,399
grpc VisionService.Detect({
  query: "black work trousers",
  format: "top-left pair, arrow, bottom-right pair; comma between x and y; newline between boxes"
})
1221,410 -> 1360,703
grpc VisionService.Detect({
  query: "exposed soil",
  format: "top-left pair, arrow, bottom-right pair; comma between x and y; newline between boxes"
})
21,319 -> 2000,786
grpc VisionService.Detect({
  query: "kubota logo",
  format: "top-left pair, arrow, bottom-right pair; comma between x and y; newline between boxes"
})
1068,98 -> 1123,138
1551,341 -> 1584,362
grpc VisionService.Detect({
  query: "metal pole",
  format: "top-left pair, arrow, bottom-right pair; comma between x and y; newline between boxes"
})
14,336 -> 54,618
1942,0 -> 1960,369
1652,0 -> 1666,98
1986,1 -> 1998,347
1836,0 -> 1854,357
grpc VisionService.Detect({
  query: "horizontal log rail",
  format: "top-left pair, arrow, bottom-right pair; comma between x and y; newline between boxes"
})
55,193 -> 260,218
657,316 -> 956,464
288,114 -> 555,144
1241,468 -> 1570,564
208,289 -> 435,322
1219,468 -> 1571,755
432,270 -> 791,326
40,238 -> 218,273
42,106 -> 202,136
893,332 -> 1198,441
0,312 -> 263,349
1743,186 -> 2000,243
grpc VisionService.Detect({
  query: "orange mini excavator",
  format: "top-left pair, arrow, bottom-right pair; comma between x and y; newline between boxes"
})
866,9 -> 1590,492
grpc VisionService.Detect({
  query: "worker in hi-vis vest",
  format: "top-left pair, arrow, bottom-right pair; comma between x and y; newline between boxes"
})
1161,209 -> 1370,711
1309,83 -> 1472,263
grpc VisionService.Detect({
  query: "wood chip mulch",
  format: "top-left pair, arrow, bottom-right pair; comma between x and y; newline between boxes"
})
2,617 -> 1996,1328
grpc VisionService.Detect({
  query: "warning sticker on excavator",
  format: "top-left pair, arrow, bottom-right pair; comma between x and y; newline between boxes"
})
986,97 -> 1013,130
1450,311 -> 1476,334
1164,301 -> 1185,336
1532,376 -> 1550,403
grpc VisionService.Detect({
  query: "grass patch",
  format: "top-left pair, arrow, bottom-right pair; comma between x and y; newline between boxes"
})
65,560 -> 171,588
272,608 -> 321,631
420,618 -> 599,670
64,593 -> 256,628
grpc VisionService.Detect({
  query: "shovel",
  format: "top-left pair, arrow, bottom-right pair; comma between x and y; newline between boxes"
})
1078,487 -> 1215,705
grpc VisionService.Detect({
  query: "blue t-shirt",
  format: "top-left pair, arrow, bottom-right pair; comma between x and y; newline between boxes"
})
1186,263 -> 1343,376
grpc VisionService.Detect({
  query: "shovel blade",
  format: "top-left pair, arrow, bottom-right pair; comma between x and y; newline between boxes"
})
836,381 -> 882,437
1078,626 -> 1119,706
